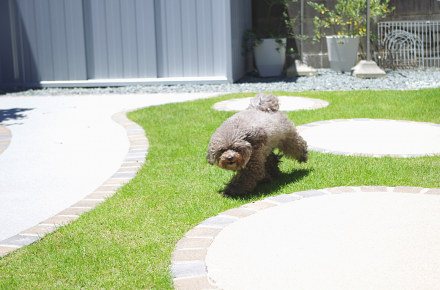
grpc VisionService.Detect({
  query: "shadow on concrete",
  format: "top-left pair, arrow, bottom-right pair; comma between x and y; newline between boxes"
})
0,108 -> 33,123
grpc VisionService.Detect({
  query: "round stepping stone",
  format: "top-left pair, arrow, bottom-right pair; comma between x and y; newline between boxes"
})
298,119 -> 440,157
171,186 -> 440,290
212,96 -> 328,111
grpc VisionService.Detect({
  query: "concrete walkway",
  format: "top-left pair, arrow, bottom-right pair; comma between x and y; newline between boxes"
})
0,93 -> 221,253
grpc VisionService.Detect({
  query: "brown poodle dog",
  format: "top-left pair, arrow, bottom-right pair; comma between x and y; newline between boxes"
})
207,93 -> 308,197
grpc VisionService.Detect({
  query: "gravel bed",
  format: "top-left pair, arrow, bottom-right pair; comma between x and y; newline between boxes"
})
1,69 -> 440,96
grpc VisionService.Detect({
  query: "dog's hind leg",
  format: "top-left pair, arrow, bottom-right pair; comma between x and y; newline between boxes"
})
279,130 -> 308,163
223,149 -> 266,197
263,152 -> 283,181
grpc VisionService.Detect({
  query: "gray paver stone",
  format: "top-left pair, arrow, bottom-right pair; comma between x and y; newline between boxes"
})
0,135 -> 12,141
0,246 -> 17,257
58,207 -> 93,215
174,276 -> 218,290
128,149 -> 148,154
42,215 -> 79,225
360,186 -> 388,192
117,167 -> 139,173
241,200 -> 277,211
120,162 -> 143,168
130,140 -> 149,146
426,188 -> 440,195
266,194 -> 302,203
393,186 -> 424,193
125,128 -> 145,133
295,190 -> 328,198
220,208 -> 255,218
185,227 -> 222,238
199,215 -> 238,228
171,261 -> 207,278
20,225 -> 57,236
171,249 -> 207,262
0,235 -> 40,247
72,199 -> 103,208
326,187 -> 356,194
93,185 -> 120,192
175,238 -> 213,250
111,172 -> 136,179
103,178 -> 131,185
85,191 -> 114,199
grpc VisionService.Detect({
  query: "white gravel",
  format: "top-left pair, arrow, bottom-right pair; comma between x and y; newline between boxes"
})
1,69 -> 440,96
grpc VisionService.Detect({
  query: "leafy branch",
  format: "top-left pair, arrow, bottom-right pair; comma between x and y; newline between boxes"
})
308,0 -> 394,42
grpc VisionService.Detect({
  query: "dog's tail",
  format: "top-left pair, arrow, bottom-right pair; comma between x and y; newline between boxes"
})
247,93 -> 279,112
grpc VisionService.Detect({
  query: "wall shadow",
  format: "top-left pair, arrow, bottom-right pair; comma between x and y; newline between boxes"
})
236,70 -> 300,84
0,108 -> 33,123
0,0 -> 40,88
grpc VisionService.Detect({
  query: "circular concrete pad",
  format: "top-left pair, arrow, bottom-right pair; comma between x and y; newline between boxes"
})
212,96 -> 328,111
205,190 -> 440,290
298,119 -> 440,157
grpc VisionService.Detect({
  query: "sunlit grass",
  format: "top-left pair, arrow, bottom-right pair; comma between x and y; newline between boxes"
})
1,89 -> 439,289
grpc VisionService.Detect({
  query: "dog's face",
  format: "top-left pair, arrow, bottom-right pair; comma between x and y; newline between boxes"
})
208,141 -> 252,171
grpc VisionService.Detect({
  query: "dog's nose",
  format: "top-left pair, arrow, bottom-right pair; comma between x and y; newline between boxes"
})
227,156 -> 234,162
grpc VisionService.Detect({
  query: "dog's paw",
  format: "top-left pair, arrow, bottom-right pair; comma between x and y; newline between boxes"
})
221,191 -> 232,198
222,185 -> 245,198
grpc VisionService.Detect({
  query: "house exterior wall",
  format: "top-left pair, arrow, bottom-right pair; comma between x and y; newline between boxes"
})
83,0 -> 158,80
0,0 -> 88,85
0,0 -> 251,88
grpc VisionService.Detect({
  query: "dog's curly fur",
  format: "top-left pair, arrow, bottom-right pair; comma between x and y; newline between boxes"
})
207,93 -> 308,197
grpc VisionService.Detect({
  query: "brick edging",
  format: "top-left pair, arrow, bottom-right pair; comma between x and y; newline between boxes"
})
171,186 -> 440,290
212,96 -> 329,111
0,109 -> 149,257
0,125 -> 12,155
297,118 -> 440,158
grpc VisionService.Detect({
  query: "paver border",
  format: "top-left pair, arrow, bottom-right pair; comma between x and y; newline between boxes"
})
0,109 -> 149,257
171,186 -> 440,290
0,125 -> 12,156
212,96 -> 329,111
297,118 -> 440,158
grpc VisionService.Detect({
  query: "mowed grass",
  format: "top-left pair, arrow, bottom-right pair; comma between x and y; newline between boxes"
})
1,89 -> 440,289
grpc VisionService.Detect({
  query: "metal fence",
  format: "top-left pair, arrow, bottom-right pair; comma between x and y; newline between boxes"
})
377,21 -> 440,69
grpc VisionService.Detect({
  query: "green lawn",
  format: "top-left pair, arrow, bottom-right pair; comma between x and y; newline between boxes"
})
1,89 -> 439,289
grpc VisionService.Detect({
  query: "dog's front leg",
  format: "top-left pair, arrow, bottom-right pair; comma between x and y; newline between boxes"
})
223,150 -> 265,197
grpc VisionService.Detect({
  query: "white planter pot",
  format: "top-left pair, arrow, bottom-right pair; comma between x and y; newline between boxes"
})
254,38 -> 286,77
326,36 -> 360,72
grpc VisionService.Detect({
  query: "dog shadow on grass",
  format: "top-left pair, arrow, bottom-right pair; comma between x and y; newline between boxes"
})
223,168 -> 312,200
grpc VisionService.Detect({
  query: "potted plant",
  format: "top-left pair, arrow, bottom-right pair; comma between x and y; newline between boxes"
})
242,0 -> 304,77
308,0 -> 394,72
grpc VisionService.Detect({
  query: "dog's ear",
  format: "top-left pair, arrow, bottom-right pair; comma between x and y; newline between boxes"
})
245,127 -> 267,149
206,150 -> 215,165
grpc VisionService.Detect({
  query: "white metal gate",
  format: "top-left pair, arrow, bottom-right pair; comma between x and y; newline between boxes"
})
377,21 -> 440,69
